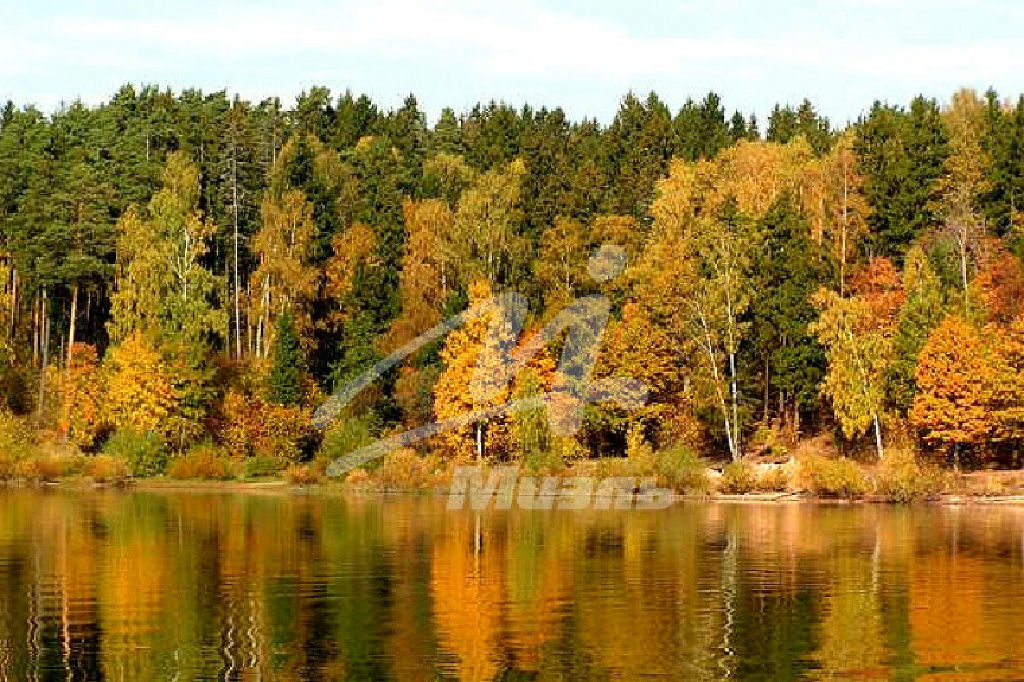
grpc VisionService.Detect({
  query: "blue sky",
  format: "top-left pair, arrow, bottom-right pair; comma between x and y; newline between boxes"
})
3,0 -> 1023,125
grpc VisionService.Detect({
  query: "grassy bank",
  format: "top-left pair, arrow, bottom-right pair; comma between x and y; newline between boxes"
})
5,436 -> 1024,503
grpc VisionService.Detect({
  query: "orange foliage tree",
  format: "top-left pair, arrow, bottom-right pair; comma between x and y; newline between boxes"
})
61,343 -> 105,449
910,315 -> 996,465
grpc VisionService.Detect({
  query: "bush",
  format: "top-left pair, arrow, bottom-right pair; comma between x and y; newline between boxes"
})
260,404 -> 314,463
757,464 -> 792,492
655,443 -> 710,494
285,464 -> 321,485
872,446 -> 946,501
378,449 -> 441,490
219,390 -> 314,462
344,467 -> 379,490
748,424 -> 790,459
0,409 -> 33,461
244,455 -> 285,478
319,414 -> 377,463
798,455 -> 869,497
721,459 -> 758,494
14,455 -> 81,481
102,429 -> 168,477
167,444 -> 233,480
84,455 -> 130,483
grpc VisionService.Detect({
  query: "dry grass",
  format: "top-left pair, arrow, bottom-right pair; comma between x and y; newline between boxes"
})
83,455 -> 130,483
14,455 -> 81,481
167,445 -> 234,480
795,454 -> 870,497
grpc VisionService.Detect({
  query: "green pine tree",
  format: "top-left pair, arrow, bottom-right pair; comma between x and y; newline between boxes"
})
268,310 -> 305,406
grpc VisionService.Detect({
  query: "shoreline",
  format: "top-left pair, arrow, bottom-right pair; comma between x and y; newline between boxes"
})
8,477 -> 1024,506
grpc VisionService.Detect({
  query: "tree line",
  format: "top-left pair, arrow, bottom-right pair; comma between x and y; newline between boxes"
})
1,84 -> 1022,470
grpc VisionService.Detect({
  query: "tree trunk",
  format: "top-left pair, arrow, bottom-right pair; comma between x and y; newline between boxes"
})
67,284 -> 78,368
37,288 -> 49,418
9,267 -> 16,341
232,153 -> 242,360
763,356 -> 770,423
728,351 -> 740,458
476,422 -> 484,461
32,293 -> 39,366
872,413 -> 885,460
960,235 -> 970,315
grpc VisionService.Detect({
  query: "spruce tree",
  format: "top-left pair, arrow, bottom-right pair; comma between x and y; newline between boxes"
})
268,310 -> 305,406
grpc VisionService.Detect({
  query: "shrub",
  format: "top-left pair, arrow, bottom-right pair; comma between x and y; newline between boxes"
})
655,443 -> 710,494
0,409 -> 33,461
167,444 -> 233,480
344,467 -> 378,490
244,455 -> 284,478
219,390 -> 266,458
798,455 -> 869,497
319,414 -> 377,463
14,455 -> 79,481
721,459 -> 758,494
0,360 -> 33,414
285,464 -> 321,485
757,464 -> 792,492
102,429 -> 168,477
748,424 -> 790,459
61,343 -> 106,450
378,449 -> 441,490
219,391 -> 313,462
872,446 -> 946,501
84,455 -> 130,483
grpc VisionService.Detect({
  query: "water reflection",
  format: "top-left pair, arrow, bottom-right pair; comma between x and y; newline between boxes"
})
0,490 -> 1023,680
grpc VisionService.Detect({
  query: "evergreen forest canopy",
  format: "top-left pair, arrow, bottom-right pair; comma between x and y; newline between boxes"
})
1,84 -> 1023,471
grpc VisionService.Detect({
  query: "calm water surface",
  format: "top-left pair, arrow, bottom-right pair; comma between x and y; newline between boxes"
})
1,489 -> 1023,680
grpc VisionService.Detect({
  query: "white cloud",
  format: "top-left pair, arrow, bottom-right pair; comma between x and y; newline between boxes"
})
4,0 -> 1024,120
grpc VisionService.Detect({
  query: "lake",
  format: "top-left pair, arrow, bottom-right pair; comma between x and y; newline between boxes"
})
0,489 -> 1023,680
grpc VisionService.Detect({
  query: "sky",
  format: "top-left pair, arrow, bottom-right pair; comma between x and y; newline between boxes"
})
3,0 -> 1024,126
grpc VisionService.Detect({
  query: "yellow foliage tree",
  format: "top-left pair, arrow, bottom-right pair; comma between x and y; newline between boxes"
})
384,199 -> 453,350
433,279 -> 555,461
103,333 -> 181,443
251,189 -> 318,356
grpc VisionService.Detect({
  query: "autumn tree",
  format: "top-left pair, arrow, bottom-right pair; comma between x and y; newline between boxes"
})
433,280 -> 511,460
433,279 -> 555,461
911,315 -> 994,467
103,333 -> 181,445
384,199 -> 454,351
651,165 -> 758,458
988,314 -> 1024,444
536,217 -> 588,310
250,189 -> 317,357
888,247 -> 946,412
938,89 -> 991,311
106,152 -> 224,448
448,159 -> 529,287
108,151 -> 226,347
811,289 -> 893,459
821,131 -> 869,293
60,343 -> 104,449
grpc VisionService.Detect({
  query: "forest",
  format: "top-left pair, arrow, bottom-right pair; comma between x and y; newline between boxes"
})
0,84 -> 1022,486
